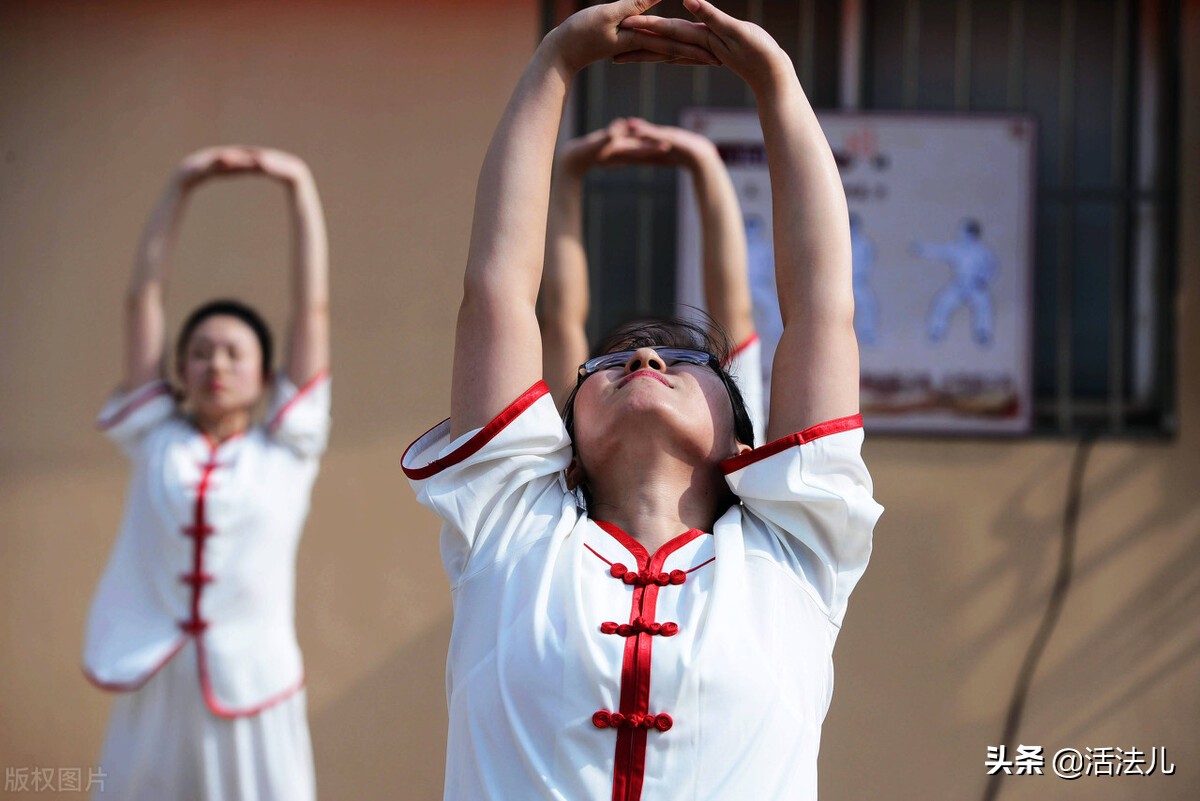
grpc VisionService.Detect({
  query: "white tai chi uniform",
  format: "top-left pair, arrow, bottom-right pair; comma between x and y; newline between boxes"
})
403,381 -> 882,801
84,372 -> 331,801
726,333 -> 765,447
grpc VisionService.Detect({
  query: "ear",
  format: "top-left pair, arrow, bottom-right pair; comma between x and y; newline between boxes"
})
732,441 -> 752,457
565,457 -> 588,491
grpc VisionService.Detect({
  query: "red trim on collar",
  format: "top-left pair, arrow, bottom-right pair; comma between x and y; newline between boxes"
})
96,381 -> 172,431
593,520 -> 706,572
719,413 -> 863,474
724,332 -> 760,365
402,381 -> 550,480
267,369 -> 330,433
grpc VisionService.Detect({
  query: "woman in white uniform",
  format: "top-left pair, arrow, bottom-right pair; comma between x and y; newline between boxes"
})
539,116 -> 764,442
84,146 -> 330,800
403,1 -> 882,799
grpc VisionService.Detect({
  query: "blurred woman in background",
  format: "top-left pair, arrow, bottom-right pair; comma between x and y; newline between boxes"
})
84,145 -> 330,801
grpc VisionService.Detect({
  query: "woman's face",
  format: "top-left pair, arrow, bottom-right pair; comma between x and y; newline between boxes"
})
570,346 -> 742,470
179,315 -> 265,422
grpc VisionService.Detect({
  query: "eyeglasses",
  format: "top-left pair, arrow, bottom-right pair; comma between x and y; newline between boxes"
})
577,347 -> 721,379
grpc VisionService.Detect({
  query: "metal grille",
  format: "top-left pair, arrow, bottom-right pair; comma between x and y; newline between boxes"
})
551,0 -> 1178,436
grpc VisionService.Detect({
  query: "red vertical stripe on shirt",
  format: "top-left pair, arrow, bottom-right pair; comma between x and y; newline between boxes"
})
595,522 -> 705,801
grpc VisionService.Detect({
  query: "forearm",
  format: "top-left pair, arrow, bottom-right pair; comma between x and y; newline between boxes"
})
284,173 -> 331,383
463,48 -> 571,304
688,144 -> 754,346
129,180 -> 187,302
122,179 -> 188,390
755,72 -> 853,325
286,175 -> 329,314
540,167 -> 591,404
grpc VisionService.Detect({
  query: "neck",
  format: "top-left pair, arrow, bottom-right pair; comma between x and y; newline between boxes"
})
192,409 -> 251,444
585,446 -> 730,553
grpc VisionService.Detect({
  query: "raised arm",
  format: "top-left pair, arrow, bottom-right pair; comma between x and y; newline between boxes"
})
253,148 -> 330,386
623,118 -> 754,348
540,119 -> 675,407
623,0 -> 858,440
539,127 -> 610,408
121,147 -> 261,392
452,0 -> 717,438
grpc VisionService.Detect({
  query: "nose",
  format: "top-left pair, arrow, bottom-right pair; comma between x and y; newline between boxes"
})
208,350 -> 230,372
623,347 -> 666,374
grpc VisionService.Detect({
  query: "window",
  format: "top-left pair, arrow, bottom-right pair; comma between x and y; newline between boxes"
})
552,0 -> 1179,435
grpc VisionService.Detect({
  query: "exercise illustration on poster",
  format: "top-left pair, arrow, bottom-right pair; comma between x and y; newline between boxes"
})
677,110 -> 1034,434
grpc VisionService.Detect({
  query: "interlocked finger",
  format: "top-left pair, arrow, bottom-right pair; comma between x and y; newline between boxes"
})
615,28 -> 718,65
620,15 -> 716,50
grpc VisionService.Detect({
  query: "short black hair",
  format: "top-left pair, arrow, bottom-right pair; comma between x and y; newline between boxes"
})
175,299 -> 274,380
562,314 -> 756,453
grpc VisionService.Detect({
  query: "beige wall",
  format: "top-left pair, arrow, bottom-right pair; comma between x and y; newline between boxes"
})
1,1 -> 1195,799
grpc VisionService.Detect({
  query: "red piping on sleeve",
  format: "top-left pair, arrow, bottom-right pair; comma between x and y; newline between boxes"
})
720,413 -> 863,474
724,332 -> 760,365
96,381 -> 172,431
267,369 -> 330,433
401,381 -> 550,481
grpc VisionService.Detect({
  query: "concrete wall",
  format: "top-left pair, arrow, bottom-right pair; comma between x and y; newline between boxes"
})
1,1 -> 1195,798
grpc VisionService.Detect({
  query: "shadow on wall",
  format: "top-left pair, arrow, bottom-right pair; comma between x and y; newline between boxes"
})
963,439 -> 1200,788
313,613 -> 452,800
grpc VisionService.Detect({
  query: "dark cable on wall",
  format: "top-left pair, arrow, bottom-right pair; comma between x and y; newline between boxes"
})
982,432 -> 1097,801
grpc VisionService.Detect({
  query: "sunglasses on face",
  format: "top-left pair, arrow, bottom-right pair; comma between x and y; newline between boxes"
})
577,347 -> 721,380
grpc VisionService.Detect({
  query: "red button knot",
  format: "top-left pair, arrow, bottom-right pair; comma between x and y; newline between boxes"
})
609,563 -> 687,587
182,524 -> 214,539
178,619 -> 209,635
598,618 -> 679,637
178,571 -> 215,587
592,710 -> 673,732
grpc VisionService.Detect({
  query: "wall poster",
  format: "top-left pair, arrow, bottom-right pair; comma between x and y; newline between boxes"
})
677,109 -> 1036,434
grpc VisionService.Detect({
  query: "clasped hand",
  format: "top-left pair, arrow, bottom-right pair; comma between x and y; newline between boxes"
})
545,0 -> 792,95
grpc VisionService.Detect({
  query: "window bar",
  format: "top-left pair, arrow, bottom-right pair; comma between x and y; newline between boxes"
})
1006,1 -> 1024,109
692,50 -> 711,106
840,0 -> 864,109
635,63 -> 657,315
954,0 -> 973,111
1156,0 -> 1180,433
1055,0 -> 1078,430
1108,0 -> 1132,431
747,0 -> 765,105
1129,0 -> 1163,416
902,0 -> 920,108
797,0 -> 817,91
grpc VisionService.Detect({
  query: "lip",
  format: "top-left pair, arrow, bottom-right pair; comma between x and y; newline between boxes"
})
205,381 -> 225,392
618,370 -> 670,389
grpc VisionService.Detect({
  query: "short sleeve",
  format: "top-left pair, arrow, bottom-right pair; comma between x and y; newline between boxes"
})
727,334 -> 765,447
402,381 -> 573,584
721,414 -> 883,626
96,380 -> 176,458
266,371 -> 331,458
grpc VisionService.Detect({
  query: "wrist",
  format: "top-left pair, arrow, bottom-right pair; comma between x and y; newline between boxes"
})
535,28 -> 581,81
680,138 -> 720,171
555,154 -> 591,182
746,49 -> 800,98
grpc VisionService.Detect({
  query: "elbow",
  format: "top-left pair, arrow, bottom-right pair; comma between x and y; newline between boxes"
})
125,283 -> 162,314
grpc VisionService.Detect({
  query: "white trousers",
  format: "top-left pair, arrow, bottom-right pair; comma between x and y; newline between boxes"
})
95,641 -> 315,801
